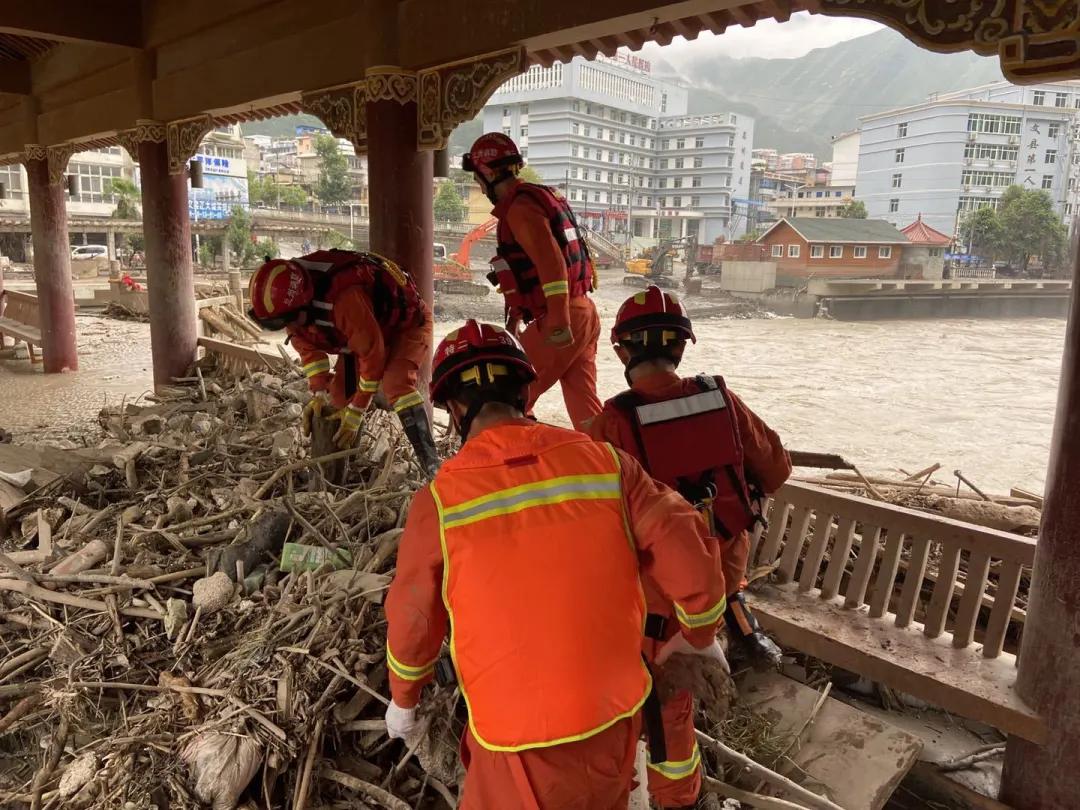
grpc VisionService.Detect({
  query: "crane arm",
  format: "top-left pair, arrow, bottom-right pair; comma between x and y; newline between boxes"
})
452,217 -> 498,268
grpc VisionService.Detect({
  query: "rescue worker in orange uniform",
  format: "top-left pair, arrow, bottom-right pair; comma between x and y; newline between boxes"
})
247,249 -> 439,477
384,319 -> 729,810
463,133 -> 602,431
585,286 -> 792,809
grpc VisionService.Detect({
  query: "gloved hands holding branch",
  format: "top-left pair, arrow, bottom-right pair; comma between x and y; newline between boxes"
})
300,391 -> 331,437
655,634 -> 730,674
385,699 -> 421,743
331,404 -> 365,450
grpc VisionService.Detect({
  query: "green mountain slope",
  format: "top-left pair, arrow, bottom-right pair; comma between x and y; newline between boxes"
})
656,28 -> 1004,158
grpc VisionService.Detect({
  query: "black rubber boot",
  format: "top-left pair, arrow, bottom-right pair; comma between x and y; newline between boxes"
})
397,402 -> 441,479
724,591 -> 783,671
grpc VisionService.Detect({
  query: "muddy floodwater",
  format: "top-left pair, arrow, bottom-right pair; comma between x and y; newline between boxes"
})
0,303 -> 1065,494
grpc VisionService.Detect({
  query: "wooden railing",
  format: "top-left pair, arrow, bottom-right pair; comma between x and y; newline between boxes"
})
750,481 -> 1036,660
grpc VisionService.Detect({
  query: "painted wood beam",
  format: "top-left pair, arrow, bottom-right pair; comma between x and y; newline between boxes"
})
0,0 -> 142,48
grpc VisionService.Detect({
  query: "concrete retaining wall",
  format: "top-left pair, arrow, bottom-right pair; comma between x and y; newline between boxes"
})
720,261 -> 776,293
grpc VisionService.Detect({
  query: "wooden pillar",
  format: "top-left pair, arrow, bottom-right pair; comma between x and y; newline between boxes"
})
138,138 -> 197,389
24,151 -> 78,372
1001,247 -> 1080,806
365,68 -> 434,315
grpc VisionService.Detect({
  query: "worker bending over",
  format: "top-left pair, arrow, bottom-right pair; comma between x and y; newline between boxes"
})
247,249 -> 438,477
586,286 -> 792,809
384,319 -> 728,810
463,133 -> 602,430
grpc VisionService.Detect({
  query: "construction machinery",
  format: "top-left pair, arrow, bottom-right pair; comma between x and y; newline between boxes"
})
433,219 -> 496,296
623,237 -> 699,288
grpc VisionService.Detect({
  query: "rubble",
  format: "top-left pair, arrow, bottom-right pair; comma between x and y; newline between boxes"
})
0,356 -> 463,809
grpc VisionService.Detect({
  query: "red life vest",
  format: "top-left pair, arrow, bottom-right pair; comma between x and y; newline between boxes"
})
490,183 -> 594,324
608,375 -> 758,540
288,250 -> 424,354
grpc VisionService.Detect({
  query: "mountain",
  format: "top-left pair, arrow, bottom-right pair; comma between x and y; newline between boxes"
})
654,27 -> 1005,158
241,114 -> 325,139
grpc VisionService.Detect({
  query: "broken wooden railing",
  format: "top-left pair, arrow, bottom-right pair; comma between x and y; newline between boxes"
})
747,481 -> 1045,743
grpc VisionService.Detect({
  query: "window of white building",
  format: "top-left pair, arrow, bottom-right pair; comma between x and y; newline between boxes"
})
892,173 -> 902,188
889,198 -> 899,212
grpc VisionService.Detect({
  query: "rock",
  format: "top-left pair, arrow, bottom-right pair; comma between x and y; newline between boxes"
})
244,390 -> 280,422
270,428 -> 297,459
237,462 -> 258,473
58,752 -> 98,797
190,414 -> 214,435
166,414 -> 192,432
164,598 -> 189,640
282,402 -> 303,419
250,371 -> 283,390
192,571 -> 234,615
131,413 -> 164,435
13,343 -> 28,360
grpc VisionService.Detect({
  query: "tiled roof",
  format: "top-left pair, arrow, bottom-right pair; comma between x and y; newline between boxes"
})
763,218 -> 911,244
901,215 -> 952,246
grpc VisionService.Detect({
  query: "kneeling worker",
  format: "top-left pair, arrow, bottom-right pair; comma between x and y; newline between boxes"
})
247,249 -> 439,477
463,133 -> 602,430
586,286 -> 792,808
384,320 -> 728,810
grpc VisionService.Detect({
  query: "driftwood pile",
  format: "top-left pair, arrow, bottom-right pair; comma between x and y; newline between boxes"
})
0,362 -> 463,810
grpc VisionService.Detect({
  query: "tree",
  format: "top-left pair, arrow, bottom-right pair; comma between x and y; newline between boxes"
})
106,177 -> 141,219
279,184 -> 309,208
249,171 -> 309,209
433,180 -> 466,223
959,206 -> 1003,260
225,206 -> 256,265
517,165 -> 544,185
997,185 -> 1067,273
314,134 -> 352,206
839,200 -> 867,219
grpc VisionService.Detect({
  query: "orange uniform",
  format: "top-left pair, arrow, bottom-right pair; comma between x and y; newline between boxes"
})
290,286 -> 432,414
385,417 -> 725,810
494,182 -> 602,430
586,369 -> 791,807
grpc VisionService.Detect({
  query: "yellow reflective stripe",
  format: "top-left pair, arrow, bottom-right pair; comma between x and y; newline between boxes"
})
358,377 -> 380,393
386,646 -> 437,681
392,390 -> 424,412
303,359 -> 331,377
431,482 -> 652,754
261,263 -> 289,314
441,473 -> 621,530
647,742 -> 701,779
542,279 -> 570,297
340,405 -> 364,429
674,595 -> 727,629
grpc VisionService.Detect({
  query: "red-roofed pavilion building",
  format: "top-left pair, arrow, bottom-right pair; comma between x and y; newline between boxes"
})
900,214 -> 952,279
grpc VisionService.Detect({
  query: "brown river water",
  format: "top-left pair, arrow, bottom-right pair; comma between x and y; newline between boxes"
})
0,300 -> 1066,494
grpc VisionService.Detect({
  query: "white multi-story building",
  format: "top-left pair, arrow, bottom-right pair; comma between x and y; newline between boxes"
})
854,80 -> 1080,237
0,147 -> 136,220
484,53 -> 753,242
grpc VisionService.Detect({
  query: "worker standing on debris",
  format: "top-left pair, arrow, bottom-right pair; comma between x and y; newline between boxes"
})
463,133 -> 602,431
585,286 -> 792,809
247,249 -> 439,477
384,320 -> 728,810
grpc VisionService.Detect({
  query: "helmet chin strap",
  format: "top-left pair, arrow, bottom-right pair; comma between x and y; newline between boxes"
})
480,167 -> 518,204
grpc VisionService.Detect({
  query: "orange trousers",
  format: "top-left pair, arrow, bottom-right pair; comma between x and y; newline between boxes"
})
722,531 -> 751,596
646,689 -> 702,808
458,716 -> 640,810
519,296 -> 602,431
327,319 -> 433,410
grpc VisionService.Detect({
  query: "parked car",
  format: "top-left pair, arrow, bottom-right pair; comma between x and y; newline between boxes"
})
71,245 -> 108,260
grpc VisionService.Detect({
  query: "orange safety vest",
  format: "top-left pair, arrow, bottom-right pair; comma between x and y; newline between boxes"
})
430,421 -> 650,752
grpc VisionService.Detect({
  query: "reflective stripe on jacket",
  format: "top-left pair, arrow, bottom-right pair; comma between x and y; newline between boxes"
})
430,423 -> 650,752
491,183 -> 594,324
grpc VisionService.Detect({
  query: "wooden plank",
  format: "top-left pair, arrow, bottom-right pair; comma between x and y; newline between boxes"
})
776,482 -> 1036,565
923,544 -> 961,639
752,583 -> 1045,743
954,550 -> 992,649
820,517 -> 856,600
195,295 -> 235,309
747,496 -> 771,564
756,500 -> 792,567
196,336 -> 287,370
845,525 -> 881,608
869,530 -> 904,619
777,506 -> 813,584
895,535 -> 931,629
798,512 -> 834,592
983,561 -> 1024,659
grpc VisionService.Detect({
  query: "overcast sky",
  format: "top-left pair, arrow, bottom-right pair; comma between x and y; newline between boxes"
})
640,12 -> 883,63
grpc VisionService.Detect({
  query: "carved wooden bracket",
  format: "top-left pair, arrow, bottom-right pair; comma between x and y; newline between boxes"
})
22,144 -> 46,164
167,114 -> 214,175
46,143 -> 78,186
118,119 -> 166,162
418,48 -> 526,150
301,50 -> 524,154
815,0 -> 1080,82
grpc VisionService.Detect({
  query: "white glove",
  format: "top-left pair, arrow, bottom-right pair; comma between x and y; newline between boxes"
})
385,699 -> 420,742
655,634 -> 730,674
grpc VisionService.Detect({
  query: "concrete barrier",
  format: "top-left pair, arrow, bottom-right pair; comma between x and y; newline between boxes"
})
719,261 -> 776,293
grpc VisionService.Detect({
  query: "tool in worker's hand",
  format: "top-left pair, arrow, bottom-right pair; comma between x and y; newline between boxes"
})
330,405 -> 364,450
301,392 -> 330,437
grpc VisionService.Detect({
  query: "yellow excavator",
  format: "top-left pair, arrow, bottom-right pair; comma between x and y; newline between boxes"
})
624,237 -> 698,288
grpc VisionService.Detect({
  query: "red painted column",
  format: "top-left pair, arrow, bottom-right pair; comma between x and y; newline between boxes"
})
138,139 -> 198,389
365,74 -> 434,385
1000,247 -> 1080,806
25,155 -> 78,372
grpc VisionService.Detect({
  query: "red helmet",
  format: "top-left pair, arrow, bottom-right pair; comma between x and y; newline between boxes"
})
611,285 -> 696,345
462,133 -> 523,182
248,259 -> 314,327
431,320 -> 536,405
